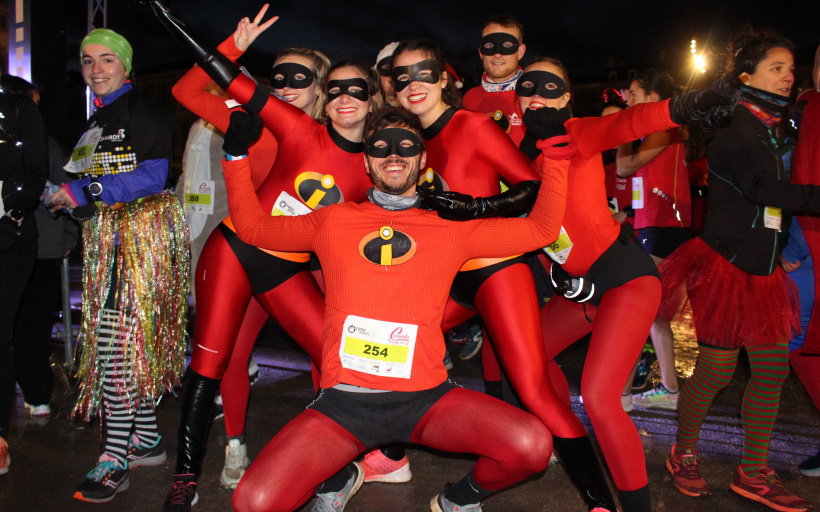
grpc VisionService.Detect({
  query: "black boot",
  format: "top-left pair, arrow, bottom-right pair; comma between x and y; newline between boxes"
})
552,435 -> 619,512
174,369 -> 220,477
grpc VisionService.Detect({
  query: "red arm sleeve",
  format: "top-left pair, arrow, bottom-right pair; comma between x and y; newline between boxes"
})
222,157 -> 322,252
474,118 -> 540,184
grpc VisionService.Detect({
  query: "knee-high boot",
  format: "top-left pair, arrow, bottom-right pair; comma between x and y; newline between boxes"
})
174,369 -> 220,478
552,435 -> 619,512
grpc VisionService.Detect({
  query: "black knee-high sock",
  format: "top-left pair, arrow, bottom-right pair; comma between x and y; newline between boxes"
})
445,471 -> 493,506
317,463 -> 356,493
552,435 -> 618,511
619,485 -> 651,512
174,368 -> 220,478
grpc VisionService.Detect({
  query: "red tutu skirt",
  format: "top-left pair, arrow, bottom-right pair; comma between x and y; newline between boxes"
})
658,237 -> 800,349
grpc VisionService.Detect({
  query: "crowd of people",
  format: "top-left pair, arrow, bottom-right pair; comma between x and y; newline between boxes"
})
1,1 -> 818,512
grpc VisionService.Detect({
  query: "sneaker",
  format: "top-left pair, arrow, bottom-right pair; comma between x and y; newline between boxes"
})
360,448 -> 412,483
163,477 -> 199,512
0,437 -> 8,475
458,328 -> 483,360
430,492 -> 482,512
621,392 -> 634,412
312,461 -> 364,512
443,349 -> 453,371
729,466 -> 809,512
631,355 -> 652,391
248,356 -> 260,386
126,435 -> 167,468
73,459 -> 130,503
212,393 -> 224,421
798,450 -> 820,477
24,403 -> 51,417
633,384 -> 679,410
666,444 -> 710,497
220,439 -> 250,489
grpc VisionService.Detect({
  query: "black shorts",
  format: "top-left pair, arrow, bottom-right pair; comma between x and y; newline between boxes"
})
307,380 -> 460,448
450,253 -> 552,309
218,223 -> 312,294
637,226 -> 690,259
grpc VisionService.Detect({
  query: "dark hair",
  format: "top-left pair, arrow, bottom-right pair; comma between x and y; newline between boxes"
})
364,109 -> 425,152
730,31 -> 794,76
524,56 -> 572,94
0,74 -> 37,98
393,39 -> 463,109
633,68 -> 679,100
483,14 -> 524,43
320,59 -> 384,123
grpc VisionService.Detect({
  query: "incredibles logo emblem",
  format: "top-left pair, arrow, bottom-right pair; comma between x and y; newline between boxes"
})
358,226 -> 417,265
417,168 -> 449,192
295,172 -> 343,209
488,109 -> 510,134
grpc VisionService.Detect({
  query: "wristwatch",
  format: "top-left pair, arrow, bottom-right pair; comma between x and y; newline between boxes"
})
4,208 -> 23,227
89,180 -> 103,197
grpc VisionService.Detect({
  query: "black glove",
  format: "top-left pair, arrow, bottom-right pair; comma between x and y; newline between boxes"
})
223,111 -> 264,156
668,71 -> 742,131
418,180 -> 541,221
522,107 -> 571,141
70,203 -> 98,221
0,216 -> 18,251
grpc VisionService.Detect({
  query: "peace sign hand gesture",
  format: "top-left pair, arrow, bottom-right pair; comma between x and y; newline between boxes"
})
234,3 -> 279,52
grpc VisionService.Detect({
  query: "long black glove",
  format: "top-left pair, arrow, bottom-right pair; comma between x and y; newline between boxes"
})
669,71 -> 742,131
418,180 -> 540,221
144,0 -> 239,91
520,107 -> 576,160
223,111 -> 263,156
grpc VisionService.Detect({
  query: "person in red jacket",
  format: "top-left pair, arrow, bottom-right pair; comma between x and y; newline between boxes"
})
223,107 -> 569,512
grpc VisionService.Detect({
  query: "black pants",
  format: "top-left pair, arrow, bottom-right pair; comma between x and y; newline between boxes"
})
13,257 -> 61,407
0,234 -> 37,438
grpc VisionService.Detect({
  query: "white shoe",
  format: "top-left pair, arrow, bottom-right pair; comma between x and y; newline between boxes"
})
621,392 -> 634,412
219,439 -> 250,489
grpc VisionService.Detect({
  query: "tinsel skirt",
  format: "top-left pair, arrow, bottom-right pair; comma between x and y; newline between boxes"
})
658,237 -> 800,349
74,191 -> 190,419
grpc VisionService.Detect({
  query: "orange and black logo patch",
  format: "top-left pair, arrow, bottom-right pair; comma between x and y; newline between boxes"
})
295,172 -> 343,209
417,168 -> 449,192
358,226 -> 417,265
488,110 -> 510,134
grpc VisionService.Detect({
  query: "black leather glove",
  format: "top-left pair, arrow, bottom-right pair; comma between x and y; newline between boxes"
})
70,203 -> 98,221
223,111 -> 263,156
668,71 -> 742,131
522,107 -> 571,141
418,180 -> 541,221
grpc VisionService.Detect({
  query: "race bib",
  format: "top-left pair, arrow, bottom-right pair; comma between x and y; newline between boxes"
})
764,206 -> 782,231
272,190 -> 312,217
339,315 -> 418,379
543,225 -> 573,264
64,127 -> 103,174
184,179 -> 215,216
631,176 -> 644,209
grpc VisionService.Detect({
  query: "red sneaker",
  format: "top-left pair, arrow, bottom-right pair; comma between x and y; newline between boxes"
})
666,444 -> 710,497
360,448 -> 412,483
0,436 -> 9,475
729,466 -> 808,512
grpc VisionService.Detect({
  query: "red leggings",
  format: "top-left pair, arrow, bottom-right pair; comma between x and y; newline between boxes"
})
191,228 -> 324,388
232,387 -> 551,512
540,276 -> 661,491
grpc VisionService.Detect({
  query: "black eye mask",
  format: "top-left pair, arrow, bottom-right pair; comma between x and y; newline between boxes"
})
376,56 -> 393,77
270,63 -> 314,90
326,78 -> 370,102
515,70 -> 567,99
391,59 -> 441,92
366,128 -> 422,158
479,32 -> 520,56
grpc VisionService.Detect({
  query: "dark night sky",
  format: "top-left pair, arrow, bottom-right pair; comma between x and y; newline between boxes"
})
65,0 -> 820,86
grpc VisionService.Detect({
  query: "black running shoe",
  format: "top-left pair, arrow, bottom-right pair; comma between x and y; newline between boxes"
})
163,477 -> 199,512
126,436 -> 167,468
73,459 -> 130,503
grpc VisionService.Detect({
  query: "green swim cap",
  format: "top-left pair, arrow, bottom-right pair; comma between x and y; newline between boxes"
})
80,28 -> 133,75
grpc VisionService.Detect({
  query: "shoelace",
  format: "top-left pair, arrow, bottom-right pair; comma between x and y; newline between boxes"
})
681,454 -> 703,479
87,460 -> 118,481
168,481 -> 196,505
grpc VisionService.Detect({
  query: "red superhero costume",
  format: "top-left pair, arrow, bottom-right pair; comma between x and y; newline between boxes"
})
222,148 -> 569,511
462,84 -> 526,146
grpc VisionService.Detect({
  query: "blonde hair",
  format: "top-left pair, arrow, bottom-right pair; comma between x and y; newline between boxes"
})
275,47 -> 331,120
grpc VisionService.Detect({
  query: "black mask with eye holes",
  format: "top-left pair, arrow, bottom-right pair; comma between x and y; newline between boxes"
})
391,59 -> 441,92
376,56 -> 393,77
270,63 -> 314,90
515,70 -> 567,99
478,32 -> 520,56
326,78 -> 370,102
366,128 -> 422,158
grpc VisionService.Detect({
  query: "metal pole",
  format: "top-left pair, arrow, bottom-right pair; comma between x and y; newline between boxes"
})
60,256 -> 75,368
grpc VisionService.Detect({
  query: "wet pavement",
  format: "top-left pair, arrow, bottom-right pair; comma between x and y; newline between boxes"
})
2,315 -> 820,512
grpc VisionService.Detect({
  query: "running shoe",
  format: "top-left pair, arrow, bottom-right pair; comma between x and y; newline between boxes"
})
798,450 -> 820,477
443,349 -> 453,371
360,448 -> 412,483
73,458 -> 130,503
430,491 -> 482,512
621,392 -> 634,412
212,393 -> 224,421
458,328 -> 483,360
126,435 -> 167,468
633,384 -> 679,410
163,477 -> 199,512
631,354 -> 652,391
0,436 -> 8,475
312,462 -> 364,512
220,439 -> 250,489
729,465 -> 808,512
248,356 -> 260,386
24,403 -> 51,417
666,444 -> 710,497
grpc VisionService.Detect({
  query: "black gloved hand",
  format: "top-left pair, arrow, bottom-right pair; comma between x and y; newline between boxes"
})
70,203 -> 98,221
668,70 -> 742,131
418,180 -> 541,221
223,111 -> 264,157
522,107 -> 571,141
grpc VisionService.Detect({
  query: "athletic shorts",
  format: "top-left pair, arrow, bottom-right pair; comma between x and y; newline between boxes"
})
637,226 -> 690,259
307,380 -> 460,448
